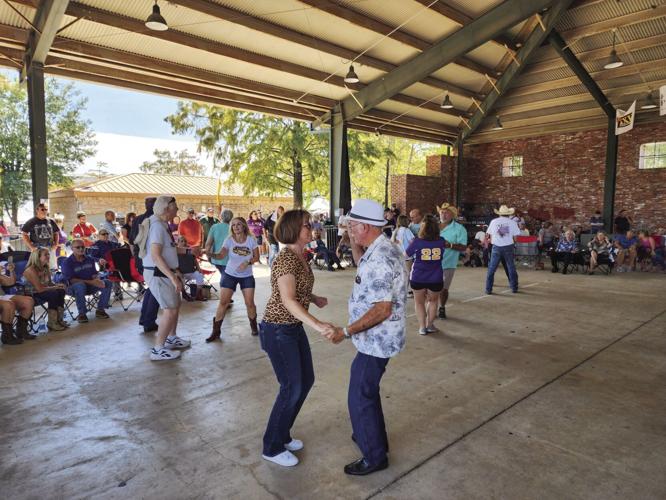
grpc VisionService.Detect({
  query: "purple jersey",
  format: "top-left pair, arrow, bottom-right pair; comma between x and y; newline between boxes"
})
405,237 -> 446,283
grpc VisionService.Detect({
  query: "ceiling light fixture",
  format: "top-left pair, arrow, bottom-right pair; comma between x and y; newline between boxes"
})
641,91 -> 657,110
603,29 -> 623,70
440,93 -> 454,109
492,116 -> 503,130
145,1 -> 168,31
344,65 -> 359,84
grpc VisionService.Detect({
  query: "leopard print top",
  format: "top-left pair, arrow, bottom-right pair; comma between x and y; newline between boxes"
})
263,247 -> 314,324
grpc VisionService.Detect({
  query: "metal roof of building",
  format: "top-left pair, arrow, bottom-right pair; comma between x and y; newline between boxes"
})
0,0 -> 664,144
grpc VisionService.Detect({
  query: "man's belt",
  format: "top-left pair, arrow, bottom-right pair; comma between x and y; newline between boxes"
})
143,266 -> 178,278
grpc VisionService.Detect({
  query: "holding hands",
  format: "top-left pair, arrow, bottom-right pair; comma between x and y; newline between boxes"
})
320,323 -> 346,344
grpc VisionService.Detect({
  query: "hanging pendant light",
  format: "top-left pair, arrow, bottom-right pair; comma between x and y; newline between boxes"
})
641,92 -> 657,110
344,65 -> 359,84
603,30 -> 623,70
440,92 -> 454,109
146,1 -> 168,31
492,116 -> 503,130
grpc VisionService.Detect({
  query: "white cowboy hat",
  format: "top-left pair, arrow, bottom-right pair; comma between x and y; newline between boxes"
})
346,199 -> 386,226
494,205 -> 515,216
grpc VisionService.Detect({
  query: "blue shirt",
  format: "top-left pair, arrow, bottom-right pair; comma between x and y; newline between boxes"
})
62,254 -> 98,281
616,235 -> 637,249
440,221 -> 467,269
207,222 -> 230,266
556,238 -> 578,252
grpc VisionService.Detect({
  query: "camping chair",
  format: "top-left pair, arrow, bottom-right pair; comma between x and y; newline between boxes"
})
514,236 -> 540,269
1,252 -> 49,333
196,256 -> 219,299
106,247 -> 144,311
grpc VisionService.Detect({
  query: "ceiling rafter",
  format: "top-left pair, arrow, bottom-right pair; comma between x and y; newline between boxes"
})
559,3 -> 666,40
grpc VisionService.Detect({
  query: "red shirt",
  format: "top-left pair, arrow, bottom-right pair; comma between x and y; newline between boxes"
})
178,218 -> 203,247
71,222 -> 97,247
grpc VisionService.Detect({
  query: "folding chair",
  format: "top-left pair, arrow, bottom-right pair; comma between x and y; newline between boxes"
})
196,256 -> 219,299
514,236 -> 539,269
106,247 -> 145,311
2,252 -> 49,333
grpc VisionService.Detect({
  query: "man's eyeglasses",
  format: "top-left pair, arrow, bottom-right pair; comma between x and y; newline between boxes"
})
72,246 -> 84,250
38,208 -> 48,212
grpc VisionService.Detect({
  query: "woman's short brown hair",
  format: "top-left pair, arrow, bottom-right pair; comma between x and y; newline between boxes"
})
418,214 -> 440,241
275,209 -> 310,244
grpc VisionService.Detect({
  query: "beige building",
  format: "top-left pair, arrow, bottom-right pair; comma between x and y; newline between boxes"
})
49,173 -> 293,227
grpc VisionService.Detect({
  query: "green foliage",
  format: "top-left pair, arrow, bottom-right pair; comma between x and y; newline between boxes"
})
0,75 -> 96,223
139,149 -> 207,176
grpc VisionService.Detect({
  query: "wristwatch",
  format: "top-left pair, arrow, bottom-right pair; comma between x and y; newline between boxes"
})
343,327 -> 351,339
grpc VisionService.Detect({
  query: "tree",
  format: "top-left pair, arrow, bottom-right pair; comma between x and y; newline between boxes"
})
139,149 -> 207,176
166,103 -> 384,208
83,161 -> 110,179
0,75 -> 96,224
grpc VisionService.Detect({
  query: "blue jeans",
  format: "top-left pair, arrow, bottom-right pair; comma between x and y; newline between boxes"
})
220,272 -> 255,290
268,243 -> 279,268
68,280 -> 113,315
259,322 -> 315,457
139,287 -> 159,328
486,244 -> 518,293
348,352 -> 390,466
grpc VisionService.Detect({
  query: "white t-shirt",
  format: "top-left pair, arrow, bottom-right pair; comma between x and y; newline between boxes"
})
222,235 -> 257,278
392,226 -> 415,254
474,230 -> 486,242
143,215 -> 178,270
487,216 -> 520,247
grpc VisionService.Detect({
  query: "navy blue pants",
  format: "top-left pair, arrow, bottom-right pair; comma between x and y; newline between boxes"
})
485,243 -> 518,293
260,322 -> 315,457
139,287 -> 159,328
348,352 -> 390,466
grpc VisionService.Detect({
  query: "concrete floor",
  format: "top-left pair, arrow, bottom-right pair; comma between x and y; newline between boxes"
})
1,264 -> 665,500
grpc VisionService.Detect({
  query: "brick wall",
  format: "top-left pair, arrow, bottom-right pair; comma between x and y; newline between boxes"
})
390,121 -> 666,231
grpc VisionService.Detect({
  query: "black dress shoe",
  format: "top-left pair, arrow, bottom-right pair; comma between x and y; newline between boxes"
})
143,324 -> 158,334
344,457 -> 388,476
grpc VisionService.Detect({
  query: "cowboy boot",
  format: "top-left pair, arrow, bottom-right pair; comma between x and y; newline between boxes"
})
249,316 -> 258,336
57,307 -> 70,328
47,310 -> 66,332
1,321 -> 22,345
205,317 -> 223,343
16,316 -> 36,340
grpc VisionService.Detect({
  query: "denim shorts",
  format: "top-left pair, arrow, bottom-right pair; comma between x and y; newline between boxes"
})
220,272 -> 255,290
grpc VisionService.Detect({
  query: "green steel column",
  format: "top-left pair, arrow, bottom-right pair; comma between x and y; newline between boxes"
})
455,136 -> 464,208
603,116 -> 618,234
329,108 -> 351,223
27,62 -> 49,209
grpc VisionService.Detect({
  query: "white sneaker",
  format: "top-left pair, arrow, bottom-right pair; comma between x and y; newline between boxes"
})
284,438 -> 303,451
150,347 -> 181,361
262,450 -> 299,467
164,336 -> 191,350
418,328 -> 428,335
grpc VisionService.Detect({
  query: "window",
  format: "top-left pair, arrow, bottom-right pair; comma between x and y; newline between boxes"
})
639,142 -> 666,170
502,155 -> 523,177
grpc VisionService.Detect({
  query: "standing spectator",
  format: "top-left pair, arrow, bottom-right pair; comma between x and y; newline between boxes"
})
121,212 -> 136,245
130,197 -> 159,334
393,215 -> 415,295
99,210 -> 120,243
589,210 -> 604,234
206,217 -> 260,342
178,208 -> 203,252
382,208 -> 395,238
141,195 -> 191,361
61,239 -> 112,323
406,215 -> 446,335
247,211 -> 265,263
22,203 -> 59,255
322,199 -> 407,476
311,213 -> 323,232
22,248 -> 67,331
264,206 -> 284,268
408,209 -> 423,236
518,222 -> 530,236
199,207 -> 220,244
53,214 -> 69,263
205,208 -> 233,286
437,203 -> 467,319
259,209 -> 330,467
88,229 -> 121,262
614,229 -> 638,272
71,211 -> 97,247
485,205 -> 520,294
614,210 -> 632,235
550,230 -> 583,274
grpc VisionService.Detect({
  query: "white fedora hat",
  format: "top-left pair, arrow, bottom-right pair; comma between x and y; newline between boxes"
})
346,199 -> 386,226
494,204 -> 515,216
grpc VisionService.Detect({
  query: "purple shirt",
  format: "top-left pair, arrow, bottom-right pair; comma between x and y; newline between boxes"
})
405,237 -> 446,283
247,218 -> 264,238
61,254 -> 98,282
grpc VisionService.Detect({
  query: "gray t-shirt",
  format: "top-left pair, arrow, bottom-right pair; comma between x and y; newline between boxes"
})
142,215 -> 178,270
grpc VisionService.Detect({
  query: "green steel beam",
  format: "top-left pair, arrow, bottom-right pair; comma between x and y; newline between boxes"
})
602,116 -> 618,234
315,0 -> 556,128
329,107 -> 351,224
27,62 -> 49,209
462,0 -> 574,141
21,0 -> 70,81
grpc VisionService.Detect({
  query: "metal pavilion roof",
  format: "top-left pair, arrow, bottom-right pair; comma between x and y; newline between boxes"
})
0,0 -> 664,145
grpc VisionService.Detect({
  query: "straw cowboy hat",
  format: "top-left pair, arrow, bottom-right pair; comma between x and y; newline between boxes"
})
494,205 -> 515,216
437,203 -> 458,218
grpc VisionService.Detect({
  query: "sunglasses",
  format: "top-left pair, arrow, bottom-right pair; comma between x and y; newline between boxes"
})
72,246 -> 84,249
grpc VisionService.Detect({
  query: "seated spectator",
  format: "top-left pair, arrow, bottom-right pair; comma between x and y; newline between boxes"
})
307,229 -> 342,271
551,229 -> 583,274
587,231 -> 612,275
0,261 -> 35,344
176,236 -> 208,301
311,213 -> 323,232
589,211 -> 604,234
614,230 -> 638,272
88,228 -> 121,263
462,244 -> 483,267
518,222 -> 530,236
22,248 -> 67,331
336,230 -> 355,267
61,239 -> 112,323
538,222 -> 556,251
169,215 -> 180,237
636,230 -> 659,272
